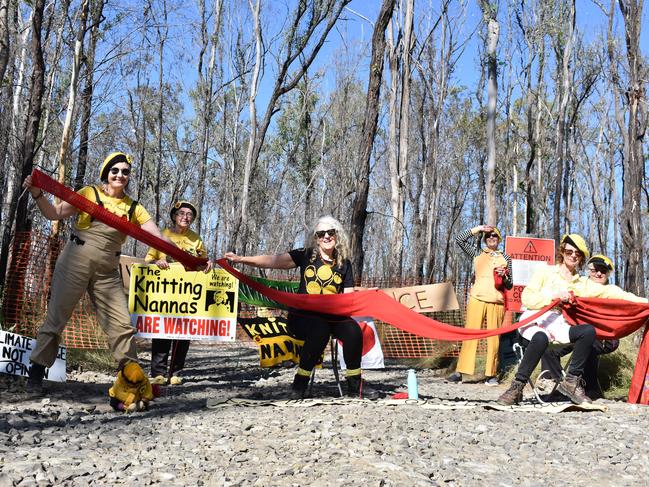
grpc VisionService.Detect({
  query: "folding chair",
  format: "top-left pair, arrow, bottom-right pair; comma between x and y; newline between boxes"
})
308,338 -> 344,398
512,342 -> 567,404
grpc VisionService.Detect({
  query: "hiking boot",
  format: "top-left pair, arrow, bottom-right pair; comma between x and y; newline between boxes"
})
288,373 -> 310,400
497,379 -> 526,406
25,362 -> 46,395
557,373 -> 591,404
446,372 -> 462,383
346,375 -> 380,400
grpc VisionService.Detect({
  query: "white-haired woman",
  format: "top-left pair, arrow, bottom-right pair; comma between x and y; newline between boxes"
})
225,216 -> 377,399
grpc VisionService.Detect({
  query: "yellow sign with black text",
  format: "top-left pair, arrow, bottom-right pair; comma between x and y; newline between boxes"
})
239,317 -> 305,367
129,264 -> 239,341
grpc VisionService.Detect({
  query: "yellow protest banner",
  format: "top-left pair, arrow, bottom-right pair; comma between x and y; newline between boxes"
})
238,317 -> 305,367
129,264 -> 239,341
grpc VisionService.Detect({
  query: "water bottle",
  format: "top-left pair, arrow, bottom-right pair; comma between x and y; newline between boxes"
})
407,369 -> 419,400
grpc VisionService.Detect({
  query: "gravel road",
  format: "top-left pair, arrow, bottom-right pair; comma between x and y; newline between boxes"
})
1,343 -> 648,486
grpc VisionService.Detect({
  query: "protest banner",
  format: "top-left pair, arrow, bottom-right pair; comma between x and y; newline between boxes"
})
129,264 -> 239,341
0,331 -> 66,381
381,282 -> 459,312
238,316 -> 304,367
505,236 -> 556,312
239,315 -> 385,369
337,318 -> 384,369
119,255 -> 146,294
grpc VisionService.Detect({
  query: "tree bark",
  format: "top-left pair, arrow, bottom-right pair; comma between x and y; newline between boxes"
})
195,0 -> 222,236
0,0 -> 9,84
52,0 -> 90,236
552,0 -> 575,242
0,0 -> 45,287
618,0 -> 646,295
75,0 -> 106,190
479,0 -> 499,226
350,0 -> 395,280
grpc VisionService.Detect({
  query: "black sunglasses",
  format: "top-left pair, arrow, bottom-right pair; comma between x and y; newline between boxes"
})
315,229 -> 336,238
110,167 -> 131,176
485,232 -> 499,238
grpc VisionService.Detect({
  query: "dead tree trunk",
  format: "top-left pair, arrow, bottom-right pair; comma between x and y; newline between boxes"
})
350,0 -> 395,280
75,0 -> 107,190
52,0 -> 90,236
618,0 -> 647,295
479,0 -> 499,226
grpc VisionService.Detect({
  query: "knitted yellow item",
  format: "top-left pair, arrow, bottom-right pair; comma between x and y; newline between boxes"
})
109,363 -> 154,408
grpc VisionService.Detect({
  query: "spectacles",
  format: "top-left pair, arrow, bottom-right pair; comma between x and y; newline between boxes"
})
176,211 -> 194,219
588,267 -> 609,275
315,229 -> 336,239
485,233 -> 499,238
563,249 -> 583,257
110,167 -> 131,176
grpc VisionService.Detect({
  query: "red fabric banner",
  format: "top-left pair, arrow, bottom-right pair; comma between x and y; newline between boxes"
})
562,297 -> 649,404
218,259 -> 649,404
31,169 -> 207,270
216,259 -> 557,340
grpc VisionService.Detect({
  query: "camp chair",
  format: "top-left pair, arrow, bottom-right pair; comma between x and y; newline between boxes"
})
308,338 -> 344,398
512,341 -> 567,404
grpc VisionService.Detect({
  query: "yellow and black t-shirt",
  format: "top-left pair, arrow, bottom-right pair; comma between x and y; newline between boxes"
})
145,227 -> 206,262
288,247 -> 353,295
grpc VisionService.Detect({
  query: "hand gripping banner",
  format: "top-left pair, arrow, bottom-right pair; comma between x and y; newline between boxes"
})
31,169 -> 208,270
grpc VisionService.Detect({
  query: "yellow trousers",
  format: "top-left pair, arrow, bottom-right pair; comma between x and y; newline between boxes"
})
456,296 -> 504,377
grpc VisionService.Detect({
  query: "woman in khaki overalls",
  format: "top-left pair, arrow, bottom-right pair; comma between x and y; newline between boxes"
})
22,152 -> 170,393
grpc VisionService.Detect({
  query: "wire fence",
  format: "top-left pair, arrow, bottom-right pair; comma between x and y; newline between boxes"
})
2,231 -> 507,358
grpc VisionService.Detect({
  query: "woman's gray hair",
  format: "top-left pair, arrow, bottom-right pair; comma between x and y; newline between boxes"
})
308,215 -> 350,263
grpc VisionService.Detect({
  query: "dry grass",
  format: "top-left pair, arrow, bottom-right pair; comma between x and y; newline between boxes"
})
66,348 -> 117,373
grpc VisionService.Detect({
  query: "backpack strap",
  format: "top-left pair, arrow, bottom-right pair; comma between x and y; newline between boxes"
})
90,186 -> 104,222
127,200 -> 138,222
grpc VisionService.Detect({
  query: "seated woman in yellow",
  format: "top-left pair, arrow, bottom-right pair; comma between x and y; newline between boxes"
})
146,201 -> 210,385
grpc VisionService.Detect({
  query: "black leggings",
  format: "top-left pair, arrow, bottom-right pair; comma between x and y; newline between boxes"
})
288,312 -> 362,372
541,339 -> 620,385
151,339 -> 190,376
515,324 -> 596,383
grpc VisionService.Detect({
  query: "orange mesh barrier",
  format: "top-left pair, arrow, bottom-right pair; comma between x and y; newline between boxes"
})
3,230 -> 512,357
3,231 -> 107,349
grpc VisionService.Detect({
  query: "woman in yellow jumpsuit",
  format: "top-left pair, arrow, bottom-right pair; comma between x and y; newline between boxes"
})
448,224 -> 512,385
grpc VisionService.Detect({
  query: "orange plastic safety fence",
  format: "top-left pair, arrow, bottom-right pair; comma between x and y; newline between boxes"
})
2,231 -> 107,349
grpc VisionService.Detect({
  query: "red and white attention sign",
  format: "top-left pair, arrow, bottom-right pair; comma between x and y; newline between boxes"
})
504,237 -> 555,312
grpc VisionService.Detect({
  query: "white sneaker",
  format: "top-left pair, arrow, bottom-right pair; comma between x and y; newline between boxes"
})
485,377 -> 499,386
150,375 -> 168,385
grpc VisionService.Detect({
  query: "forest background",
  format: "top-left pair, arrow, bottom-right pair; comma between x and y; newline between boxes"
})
0,0 -> 647,298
